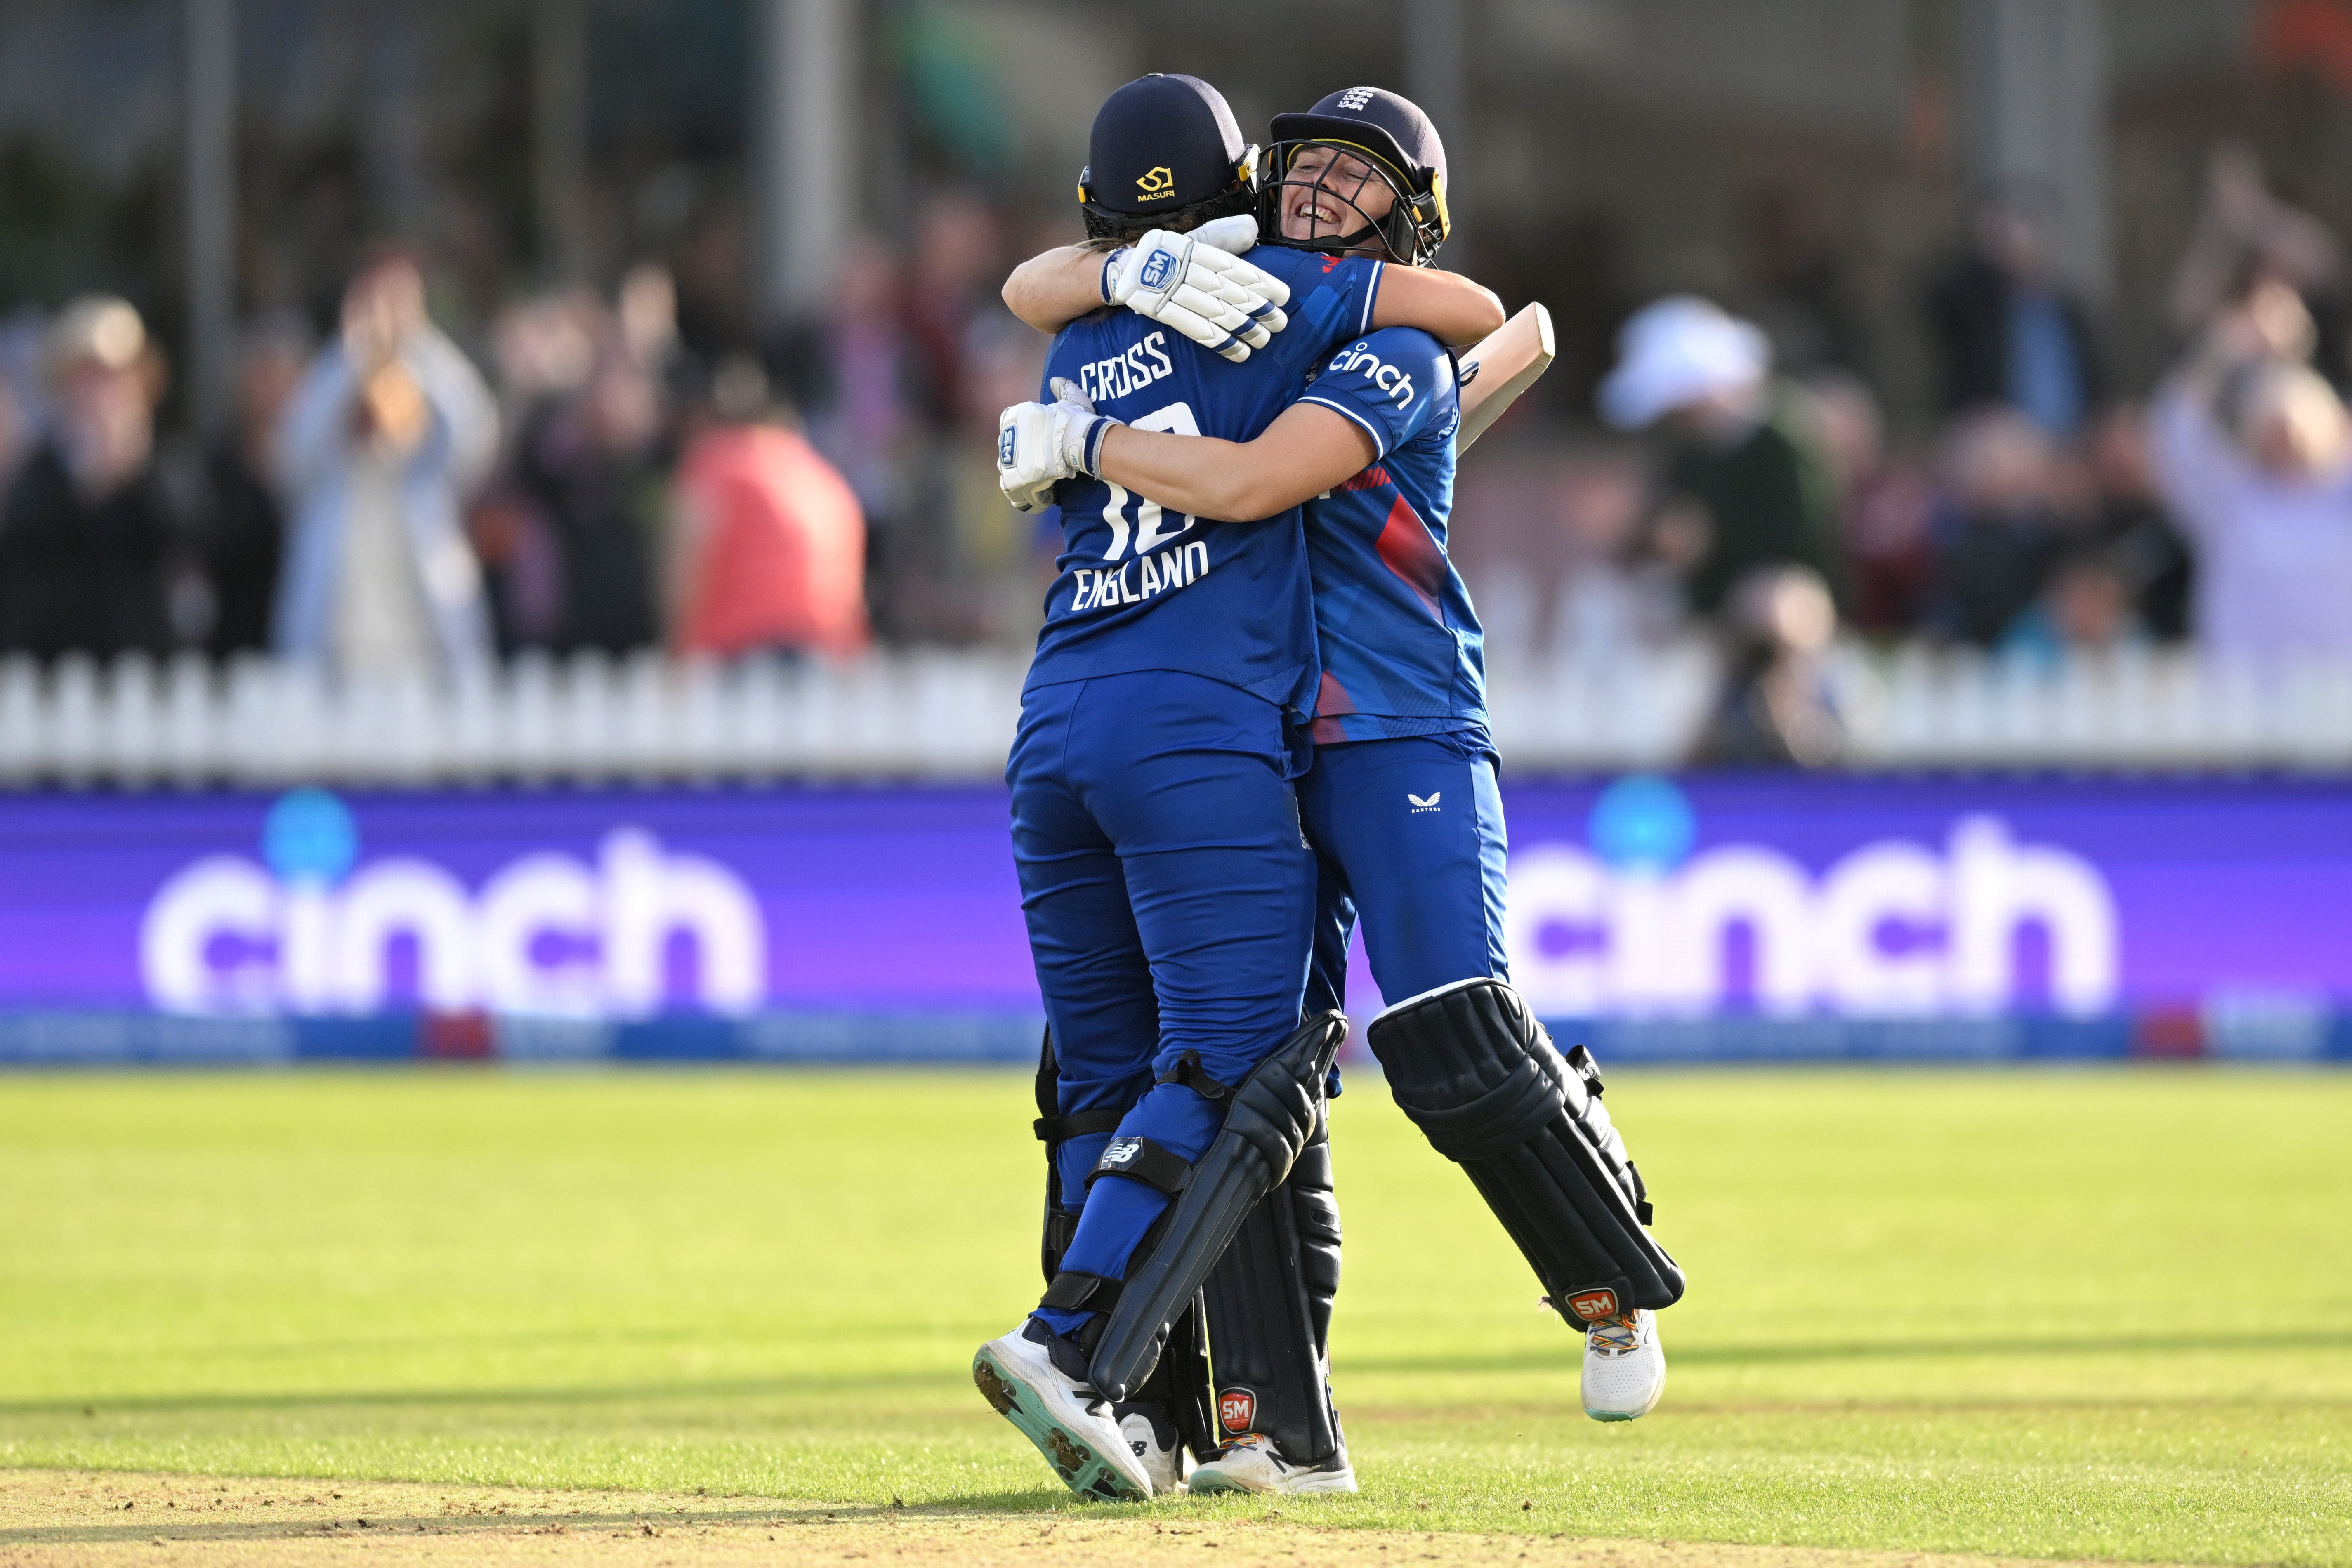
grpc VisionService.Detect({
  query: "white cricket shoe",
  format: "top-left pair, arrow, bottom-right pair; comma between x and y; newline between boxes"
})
1186,1432 -> 1359,1495
1116,1400 -> 1188,1495
1581,1308 -> 1666,1421
973,1320 -> 1155,1501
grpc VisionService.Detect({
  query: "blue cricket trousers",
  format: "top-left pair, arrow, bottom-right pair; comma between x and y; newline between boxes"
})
1298,729 -> 1510,1018
1007,670 -> 1318,1330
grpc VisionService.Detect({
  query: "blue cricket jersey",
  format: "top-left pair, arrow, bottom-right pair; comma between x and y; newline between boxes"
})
1023,248 -> 1384,717
1293,325 -> 1488,744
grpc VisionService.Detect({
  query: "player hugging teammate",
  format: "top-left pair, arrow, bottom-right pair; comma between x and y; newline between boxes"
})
976,72 -> 1686,1501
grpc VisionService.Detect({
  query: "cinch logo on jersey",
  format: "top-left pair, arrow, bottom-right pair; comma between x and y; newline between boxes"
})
1071,541 -> 1211,613
1327,340 -> 1415,407
1077,330 -> 1175,403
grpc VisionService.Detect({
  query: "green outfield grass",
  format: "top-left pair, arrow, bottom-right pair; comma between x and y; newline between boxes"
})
0,1066 -> 2345,1565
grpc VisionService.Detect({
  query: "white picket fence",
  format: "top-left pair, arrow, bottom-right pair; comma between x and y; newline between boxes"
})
1,644 -> 2350,785
1848,644 -> 2352,769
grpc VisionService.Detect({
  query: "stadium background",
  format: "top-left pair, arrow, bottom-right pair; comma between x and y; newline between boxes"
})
0,5 -> 2348,1564
2,0 -> 2352,1062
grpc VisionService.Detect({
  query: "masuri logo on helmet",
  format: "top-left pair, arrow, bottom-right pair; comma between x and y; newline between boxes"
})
1077,75 -> 1262,242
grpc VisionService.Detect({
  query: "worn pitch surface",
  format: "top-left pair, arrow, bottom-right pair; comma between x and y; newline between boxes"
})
0,1469 -> 2250,1566
0,1069 -> 2345,1566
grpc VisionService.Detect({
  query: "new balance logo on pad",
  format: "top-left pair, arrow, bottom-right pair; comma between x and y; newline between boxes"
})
1408,792 -> 1441,813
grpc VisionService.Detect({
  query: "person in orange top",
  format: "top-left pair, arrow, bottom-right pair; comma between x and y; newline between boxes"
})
668,357 -> 870,659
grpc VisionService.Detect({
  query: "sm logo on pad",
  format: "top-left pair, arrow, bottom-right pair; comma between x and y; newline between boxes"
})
1217,1388 -> 1256,1434
1566,1288 -> 1619,1324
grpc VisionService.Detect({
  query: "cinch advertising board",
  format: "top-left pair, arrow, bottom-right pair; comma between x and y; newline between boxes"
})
1,778 -> 2347,1063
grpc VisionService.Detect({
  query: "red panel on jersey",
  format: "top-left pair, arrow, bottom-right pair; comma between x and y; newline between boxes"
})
1375,493 -> 1446,619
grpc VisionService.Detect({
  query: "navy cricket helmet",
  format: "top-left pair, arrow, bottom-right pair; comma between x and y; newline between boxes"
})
1264,85 -> 1450,266
1077,74 -> 1262,241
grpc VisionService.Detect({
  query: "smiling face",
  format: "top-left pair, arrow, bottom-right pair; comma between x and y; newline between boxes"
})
1276,143 -> 1398,251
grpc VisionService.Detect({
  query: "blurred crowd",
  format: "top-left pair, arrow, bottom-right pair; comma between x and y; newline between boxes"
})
5,149 -> 2352,762
0,191 -> 1048,679
1459,145 -> 2352,764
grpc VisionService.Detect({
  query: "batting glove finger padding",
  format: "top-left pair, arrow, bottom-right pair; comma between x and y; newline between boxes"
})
1191,244 -> 1292,319
1111,230 -> 1286,363
997,396 -> 1120,512
996,403 -> 1059,513
1187,214 -> 1262,257
1152,291 -> 1254,361
1182,276 -> 1280,349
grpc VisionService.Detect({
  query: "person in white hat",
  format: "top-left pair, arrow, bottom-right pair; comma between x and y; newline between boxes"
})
1599,296 -> 1841,620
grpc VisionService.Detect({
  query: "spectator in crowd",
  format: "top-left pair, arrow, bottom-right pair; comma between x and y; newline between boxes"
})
900,193 -> 1001,434
1927,186 -> 2101,439
2168,143 -> 2345,386
204,315 -> 309,657
271,252 -> 500,678
2147,279 -> 2352,661
1600,295 -> 1842,619
509,272 -> 673,655
0,365 -> 28,497
1920,409 -> 2072,648
1804,372 -> 1937,638
784,236 -> 914,627
666,356 -> 868,661
1448,442 -> 1668,666
1998,544 -> 2146,668
0,295 -> 186,660
1736,184 -> 1864,376
1691,565 -> 1845,767
789,237 -> 912,522
477,287 -> 604,649
0,310 -> 42,493
885,191 -> 1008,641
2083,406 -> 2194,642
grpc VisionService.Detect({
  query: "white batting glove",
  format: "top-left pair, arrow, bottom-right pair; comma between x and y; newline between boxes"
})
1184,215 -> 1293,330
1104,226 -> 1290,363
997,378 -> 1119,513
1187,215 -> 1262,256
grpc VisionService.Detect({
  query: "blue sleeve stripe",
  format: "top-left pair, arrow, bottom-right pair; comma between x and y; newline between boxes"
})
1297,393 -> 1389,459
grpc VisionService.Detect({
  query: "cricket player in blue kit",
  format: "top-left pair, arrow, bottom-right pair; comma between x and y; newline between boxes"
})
1000,85 -> 1686,1497
970,73 -> 1512,1504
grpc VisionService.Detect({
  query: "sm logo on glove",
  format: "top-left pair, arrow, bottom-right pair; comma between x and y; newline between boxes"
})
997,426 -> 1017,468
1136,165 -> 1175,198
1138,248 -> 1178,291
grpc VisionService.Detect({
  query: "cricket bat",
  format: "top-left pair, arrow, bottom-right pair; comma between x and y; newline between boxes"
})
1454,302 -> 1555,453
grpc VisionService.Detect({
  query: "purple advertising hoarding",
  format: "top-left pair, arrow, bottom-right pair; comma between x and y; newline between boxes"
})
0,777 -> 2346,1063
